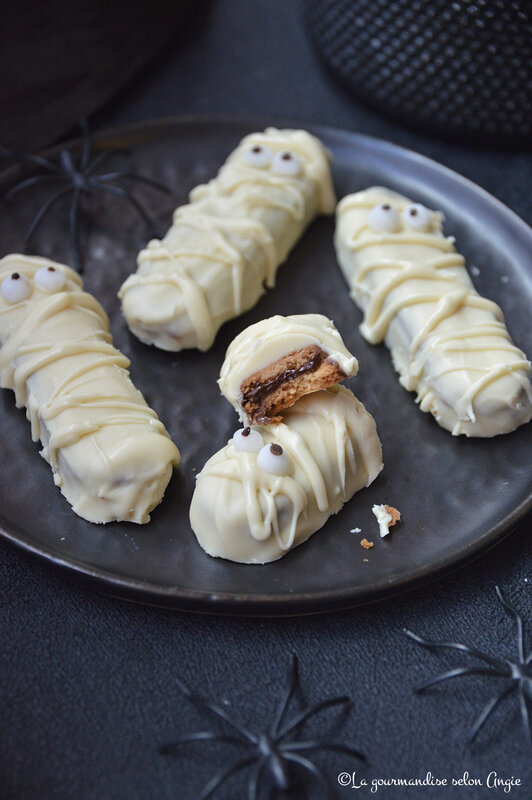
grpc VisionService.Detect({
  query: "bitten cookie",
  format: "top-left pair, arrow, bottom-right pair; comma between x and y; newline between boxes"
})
119,128 -> 336,352
189,386 -> 383,564
0,254 -> 180,523
335,187 -> 532,437
218,313 -> 358,424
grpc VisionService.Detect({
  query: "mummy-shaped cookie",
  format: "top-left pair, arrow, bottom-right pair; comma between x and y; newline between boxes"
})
0,254 -> 180,523
119,128 -> 336,352
219,313 -> 358,424
335,188 -> 532,437
190,386 -> 383,563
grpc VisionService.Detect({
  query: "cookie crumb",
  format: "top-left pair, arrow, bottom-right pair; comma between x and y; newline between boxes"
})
385,505 -> 401,526
360,538 -> 373,550
363,558 -> 369,562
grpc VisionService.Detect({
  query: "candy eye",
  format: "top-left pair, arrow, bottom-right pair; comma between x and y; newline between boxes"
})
402,203 -> 431,231
1,272 -> 32,304
233,427 -> 264,453
257,442 -> 292,475
368,202 -> 400,233
34,265 -> 66,292
271,150 -> 301,176
243,144 -> 273,168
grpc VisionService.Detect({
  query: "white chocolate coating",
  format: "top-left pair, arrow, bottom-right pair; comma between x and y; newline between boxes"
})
335,187 -> 532,437
372,504 -> 393,537
219,313 -> 359,422
189,386 -> 383,564
119,128 -> 336,352
0,254 -> 180,524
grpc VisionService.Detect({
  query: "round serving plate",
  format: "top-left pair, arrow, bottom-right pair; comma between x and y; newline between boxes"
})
0,115 -> 530,615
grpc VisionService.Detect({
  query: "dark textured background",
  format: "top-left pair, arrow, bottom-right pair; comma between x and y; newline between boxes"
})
1,2 -> 531,798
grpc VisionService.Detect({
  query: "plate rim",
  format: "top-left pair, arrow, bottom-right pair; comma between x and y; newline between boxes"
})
1,113 -> 531,615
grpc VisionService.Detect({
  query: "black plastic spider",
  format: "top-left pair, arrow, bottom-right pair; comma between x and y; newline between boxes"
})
160,653 -> 366,799
405,586 -> 532,748
0,120 -> 171,272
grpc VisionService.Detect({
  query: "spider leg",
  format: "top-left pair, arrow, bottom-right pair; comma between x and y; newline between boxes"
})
247,755 -> 266,800
404,629 -> 507,670
159,731 -> 245,754
0,148 -> 61,174
95,171 -> 172,194
277,695 -> 351,741
270,653 -> 299,737
91,181 -> 161,237
467,683 -> 514,746
24,186 -> 72,244
282,752 -> 336,800
517,685 -> 532,746
416,665 -> 507,693
199,755 -> 257,800
495,586 -> 525,664
284,739 -> 366,763
174,676 -> 257,743
69,187 -> 82,272
79,119 -> 91,171
59,148 -> 77,176
5,174 -> 64,200
88,171 -> 129,182
85,149 -> 130,176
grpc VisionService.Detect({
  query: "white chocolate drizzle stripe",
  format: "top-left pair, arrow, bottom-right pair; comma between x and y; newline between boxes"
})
356,253 -> 466,284
348,232 -> 456,253
12,345 -> 128,407
456,361 -> 532,422
41,396 -> 159,421
119,266 -> 214,350
213,163 -> 306,220
47,414 -> 167,469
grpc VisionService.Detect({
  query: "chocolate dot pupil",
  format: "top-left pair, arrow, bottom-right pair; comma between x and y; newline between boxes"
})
410,208 -> 418,216
12,273 -> 20,280
48,267 -> 56,272
270,443 -> 283,456
281,152 -> 292,160
252,146 -> 262,153
242,427 -> 251,437
382,204 -> 390,211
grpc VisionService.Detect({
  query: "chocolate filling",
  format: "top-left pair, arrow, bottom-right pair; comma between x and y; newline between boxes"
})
244,348 -> 326,405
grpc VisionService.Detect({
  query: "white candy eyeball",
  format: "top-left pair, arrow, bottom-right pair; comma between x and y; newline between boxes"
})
233,427 -> 264,453
271,150 -> 301,176
402,203 -> 431,231
257,442 -> 292,476
368,202 -> 400,233
34,265 -> 66,292
1,272 -> 32,304
243,144 -> 273,168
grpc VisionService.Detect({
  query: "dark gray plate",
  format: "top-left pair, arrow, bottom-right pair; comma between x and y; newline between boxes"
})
0,116 -> 531,615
